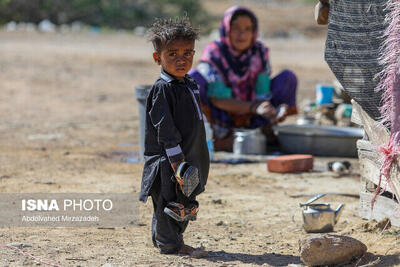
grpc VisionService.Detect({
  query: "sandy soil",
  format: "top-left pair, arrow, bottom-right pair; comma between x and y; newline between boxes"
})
0,1 -> 399,266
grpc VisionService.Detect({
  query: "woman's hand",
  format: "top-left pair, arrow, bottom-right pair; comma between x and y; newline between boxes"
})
276,104 -> 289,122
270,104 -> 289,124
210,98 -> 276,119
254,101 -> 276,118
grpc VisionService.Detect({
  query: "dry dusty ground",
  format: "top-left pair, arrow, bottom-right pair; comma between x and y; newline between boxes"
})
0,1 -> 400,266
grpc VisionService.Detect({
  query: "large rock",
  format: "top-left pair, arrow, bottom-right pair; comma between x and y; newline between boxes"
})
299,234 -> 367,266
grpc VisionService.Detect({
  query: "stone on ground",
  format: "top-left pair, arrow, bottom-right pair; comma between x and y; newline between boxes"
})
299,234 -> 367,266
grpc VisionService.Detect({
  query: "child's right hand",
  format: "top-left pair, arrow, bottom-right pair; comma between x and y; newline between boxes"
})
171,160 -> 183,174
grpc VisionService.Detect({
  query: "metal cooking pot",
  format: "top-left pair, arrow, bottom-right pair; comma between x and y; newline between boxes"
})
233,128 -> 266,155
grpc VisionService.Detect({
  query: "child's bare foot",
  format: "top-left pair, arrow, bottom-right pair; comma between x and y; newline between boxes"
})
191,247 -> 208,258
178,244 -> 195,255
178,244 -> 208,258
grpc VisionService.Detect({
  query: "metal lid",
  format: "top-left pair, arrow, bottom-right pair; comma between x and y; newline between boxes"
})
300,193 -> 326,207
303,203 -> 331,210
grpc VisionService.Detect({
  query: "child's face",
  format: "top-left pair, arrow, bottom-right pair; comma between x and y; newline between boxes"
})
153,39 -> 195,80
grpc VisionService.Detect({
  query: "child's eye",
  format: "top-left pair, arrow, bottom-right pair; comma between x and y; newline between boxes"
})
184,51 -> 194,57
169,52 -> 177,57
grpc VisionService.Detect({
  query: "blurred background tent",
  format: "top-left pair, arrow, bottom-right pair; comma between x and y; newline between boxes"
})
0,0 -> 213,32
324,1 -> 387,121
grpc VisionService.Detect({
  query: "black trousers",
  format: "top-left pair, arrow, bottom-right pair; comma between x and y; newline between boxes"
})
149,171 -> 197,254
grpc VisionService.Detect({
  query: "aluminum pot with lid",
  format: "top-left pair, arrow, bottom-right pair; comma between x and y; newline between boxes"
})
233,128 -> 266,155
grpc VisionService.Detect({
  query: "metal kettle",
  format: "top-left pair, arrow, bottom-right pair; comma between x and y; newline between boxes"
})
300,194 -> 345,233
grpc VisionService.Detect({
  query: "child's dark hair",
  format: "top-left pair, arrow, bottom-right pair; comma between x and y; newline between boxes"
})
147,16 -> 199,53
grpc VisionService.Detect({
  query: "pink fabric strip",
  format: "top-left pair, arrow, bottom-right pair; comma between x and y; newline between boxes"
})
373,0 -> 400,209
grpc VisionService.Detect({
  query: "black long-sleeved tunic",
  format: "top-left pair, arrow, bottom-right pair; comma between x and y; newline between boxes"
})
139,69 -> 210,203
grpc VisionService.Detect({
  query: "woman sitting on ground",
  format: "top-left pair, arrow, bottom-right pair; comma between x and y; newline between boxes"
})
189,6 -> 298,151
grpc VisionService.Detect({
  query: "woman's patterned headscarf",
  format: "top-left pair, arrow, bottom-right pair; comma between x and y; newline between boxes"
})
200,5 -> 270,101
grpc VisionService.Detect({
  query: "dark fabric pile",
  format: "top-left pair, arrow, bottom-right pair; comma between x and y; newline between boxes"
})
325,0 -> 388,120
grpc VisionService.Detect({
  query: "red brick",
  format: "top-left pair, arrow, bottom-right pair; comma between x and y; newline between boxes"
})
267,154 -> 314,173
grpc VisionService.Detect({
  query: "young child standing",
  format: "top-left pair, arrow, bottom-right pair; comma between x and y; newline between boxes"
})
139,17 -> 210,255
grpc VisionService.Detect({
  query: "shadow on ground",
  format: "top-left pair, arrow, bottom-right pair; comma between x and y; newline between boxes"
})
203,251 -> 400,266
205,250 -> 302,266
350,252 -> 400,267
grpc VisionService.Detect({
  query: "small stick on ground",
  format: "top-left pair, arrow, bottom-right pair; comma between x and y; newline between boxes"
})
290,192 -> 359,198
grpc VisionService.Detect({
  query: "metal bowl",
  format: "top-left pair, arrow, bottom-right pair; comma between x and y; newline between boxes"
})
273,124 -> 364,157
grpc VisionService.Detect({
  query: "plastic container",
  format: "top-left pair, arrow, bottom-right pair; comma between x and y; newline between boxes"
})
204,116 -> 214,161
316,84 -> 334,105
343,104 -> 353,118
135,85 -> 152,161
273,124 -> 364,157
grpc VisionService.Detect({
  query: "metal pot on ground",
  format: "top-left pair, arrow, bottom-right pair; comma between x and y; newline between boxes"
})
233,128 -> 266,155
